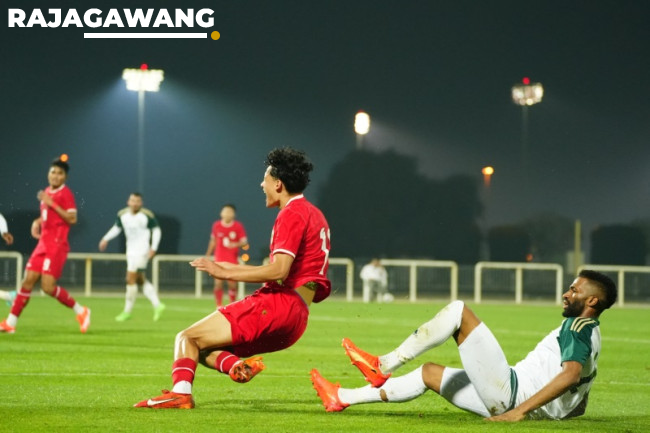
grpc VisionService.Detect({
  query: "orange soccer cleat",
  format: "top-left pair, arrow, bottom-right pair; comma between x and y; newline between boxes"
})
0,319 -> 16,334
134,389 -> 195,409
76,307 -> 91,334
229,356 -> 266,383
342,337 -> 391,387
310,369 -> 349,412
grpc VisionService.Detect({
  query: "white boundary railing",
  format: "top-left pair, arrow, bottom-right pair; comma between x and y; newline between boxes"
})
381,259 -> 459,302
0,251 -> 24,291
576,264 -> 650,307
329,257 -> 355,301
474,261 -> 564,304
67,252 -> 126,296
152,254 -> 204,298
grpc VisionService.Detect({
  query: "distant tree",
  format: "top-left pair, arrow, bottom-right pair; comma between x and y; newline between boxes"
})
591,224 -> 646,265
488,225 -> 531,262
522,213 -> 574,263
317,149 -> 482,263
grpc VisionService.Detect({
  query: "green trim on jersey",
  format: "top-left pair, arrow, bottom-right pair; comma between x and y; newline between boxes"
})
557,317 -> 599,365
115,207 -> 130,228
141,208 -> 159,229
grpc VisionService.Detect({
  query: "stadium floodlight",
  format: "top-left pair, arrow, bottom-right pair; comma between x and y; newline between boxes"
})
122,64 -> 164,92
354,111 -> 370,149
511,77 -> 542,187
122,64 -> 164,194
511,77 -> 543,106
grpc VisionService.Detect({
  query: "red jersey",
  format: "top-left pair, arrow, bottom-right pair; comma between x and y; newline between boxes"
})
39,184 -> 76,248
212,220 -> 247,263
268,195 -> 331,303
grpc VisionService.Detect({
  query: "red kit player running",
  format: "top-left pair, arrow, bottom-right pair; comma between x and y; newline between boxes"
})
0,157 -> 90,334
205,204 -> 248,306
135,147 -> 331,409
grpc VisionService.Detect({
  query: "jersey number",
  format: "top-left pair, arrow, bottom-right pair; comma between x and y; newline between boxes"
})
319,228 -> 330,275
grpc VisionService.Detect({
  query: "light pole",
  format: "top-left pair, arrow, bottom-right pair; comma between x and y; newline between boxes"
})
354,111 -> 370,149
122,64 -> 164,194
511,77 -> 543,179
481,165 -> 494,188
480,166 -> 495,260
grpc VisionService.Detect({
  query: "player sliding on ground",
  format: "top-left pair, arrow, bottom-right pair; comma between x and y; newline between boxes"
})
135,147 -> 331,409
311,270 -> 616,422
0,157 -> 90,334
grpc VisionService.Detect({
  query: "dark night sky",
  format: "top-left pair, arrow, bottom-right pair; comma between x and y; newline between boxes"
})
1,1 -> 649,259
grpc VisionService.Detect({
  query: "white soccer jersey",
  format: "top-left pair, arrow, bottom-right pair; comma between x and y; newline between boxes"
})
102,208 -> 161,256
0,213 -> 8,234
513,317 -> 601,420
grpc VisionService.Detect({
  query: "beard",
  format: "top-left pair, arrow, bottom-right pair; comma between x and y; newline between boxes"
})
562,300 -> 584,317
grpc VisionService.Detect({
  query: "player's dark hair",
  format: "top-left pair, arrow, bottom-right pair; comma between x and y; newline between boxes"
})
130,192 -> 143,198
51,158 -> 69,174
265,147 -> 313,194
222,203 -> 236,211
579,269 -> 617,311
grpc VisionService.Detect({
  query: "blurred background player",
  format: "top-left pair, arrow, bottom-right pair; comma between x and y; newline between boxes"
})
204,204 -> 248,307
135,147 -> 331,409
360,258 -> 392,303
99,193 -> 165,321
0,212 -> 15,246
0,157 -> 90,334
0,212 -> 17,306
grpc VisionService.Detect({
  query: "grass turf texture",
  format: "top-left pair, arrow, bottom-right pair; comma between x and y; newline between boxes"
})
0,297 -> 648,433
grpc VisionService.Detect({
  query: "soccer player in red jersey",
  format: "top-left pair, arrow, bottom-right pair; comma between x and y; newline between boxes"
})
0,157 -> 90,334
205,204 -> 248,306
135,147 -> 331,409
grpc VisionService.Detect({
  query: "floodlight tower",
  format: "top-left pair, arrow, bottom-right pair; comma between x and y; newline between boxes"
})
122,64 -> 164,194
511,77 -> 543,176
354,111 -> 370,149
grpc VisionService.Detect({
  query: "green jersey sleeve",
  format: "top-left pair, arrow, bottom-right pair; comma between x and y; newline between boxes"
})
557,317 -> 599,365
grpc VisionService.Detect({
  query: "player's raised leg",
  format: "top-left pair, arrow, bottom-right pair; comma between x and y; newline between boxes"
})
1,271 -> 39,333
343,300 -> 467,386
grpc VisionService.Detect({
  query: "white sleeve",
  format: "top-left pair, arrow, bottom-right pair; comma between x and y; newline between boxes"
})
102,225 -> 122,242
0,214 -> 7,234
151,226 -> 162,251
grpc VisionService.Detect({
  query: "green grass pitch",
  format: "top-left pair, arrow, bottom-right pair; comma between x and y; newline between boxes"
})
0,296 -> 648,433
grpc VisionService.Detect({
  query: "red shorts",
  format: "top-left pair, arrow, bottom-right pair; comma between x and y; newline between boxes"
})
26,242 -> 69,280
218,286 -> 309,357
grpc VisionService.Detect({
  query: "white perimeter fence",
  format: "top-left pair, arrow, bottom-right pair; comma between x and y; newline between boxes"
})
0,252 -> 648,306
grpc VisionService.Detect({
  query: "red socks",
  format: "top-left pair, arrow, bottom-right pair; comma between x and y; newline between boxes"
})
214,288 -> 223,306
10,288 -> 31,317
52,286 -> 76,308
215,351 -> 240,375
172,358 -> 197,387
228,288 -> 237,303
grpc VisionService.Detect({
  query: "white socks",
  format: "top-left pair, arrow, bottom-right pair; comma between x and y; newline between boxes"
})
124,284 -> 138,313
339,366 -> 427,405
142,280 -> 160,308
172,381 -> 192,394
379,300 -> 464,373
7,314 -> 18,327
72,303 -> 85,315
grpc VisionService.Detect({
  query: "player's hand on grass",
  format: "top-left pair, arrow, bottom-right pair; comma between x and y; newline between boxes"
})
485,409 -> 526,422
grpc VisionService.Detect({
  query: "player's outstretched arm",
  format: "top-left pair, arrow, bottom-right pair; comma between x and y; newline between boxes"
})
486,361 -> 582,422
190,254 -> 293,284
